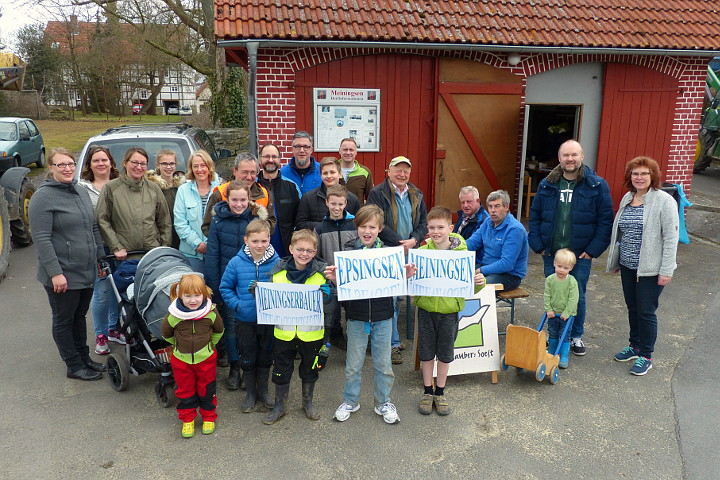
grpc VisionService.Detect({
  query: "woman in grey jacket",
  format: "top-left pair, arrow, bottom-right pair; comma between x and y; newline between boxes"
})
28,148 -> 107,381
606,156 -> 679,376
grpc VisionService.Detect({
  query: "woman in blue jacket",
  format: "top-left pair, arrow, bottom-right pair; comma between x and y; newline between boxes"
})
174,150 -> 221,274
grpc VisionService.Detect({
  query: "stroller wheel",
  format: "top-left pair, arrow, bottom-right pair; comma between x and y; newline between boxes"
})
535,362 -> 546,382
156,381 -> 175,408
500,354 -> 509,371
107,353 -> 129,392
549,366 -> 560,385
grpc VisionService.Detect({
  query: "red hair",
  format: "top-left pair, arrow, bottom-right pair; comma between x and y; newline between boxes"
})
169,274 -> 212,301
623,156 -> 661,192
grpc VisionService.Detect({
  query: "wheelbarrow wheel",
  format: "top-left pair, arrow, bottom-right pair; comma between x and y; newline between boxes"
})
500,354 -> 508,371
107,353 -> 129,392
549,366 -> 560,384
535,362 -> 546,382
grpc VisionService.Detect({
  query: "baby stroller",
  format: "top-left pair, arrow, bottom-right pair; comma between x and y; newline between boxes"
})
104,247 -> 197,407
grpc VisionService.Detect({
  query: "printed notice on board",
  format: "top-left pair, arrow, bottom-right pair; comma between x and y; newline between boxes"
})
314,88 -> 380,152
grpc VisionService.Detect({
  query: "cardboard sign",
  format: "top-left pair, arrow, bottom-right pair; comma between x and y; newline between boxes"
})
334,246 -> 406,301
432,283 -> 500,376
408,249 -> 476,298
255,282 -> 324,326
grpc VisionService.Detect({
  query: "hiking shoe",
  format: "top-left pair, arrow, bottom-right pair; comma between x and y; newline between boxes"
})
418,394 -> 433,415
614,346 -> 640,362
181,422 -> 194,438
202,421 -> 215,435
108,329 -> 127,345
333,402 -> 359,422
94,335 -> 110,355
434,395 -> 450,416
374,402 -> 400,424
391,347 -> 403,365
570,338 -> 586,356
630,357 -> 653,376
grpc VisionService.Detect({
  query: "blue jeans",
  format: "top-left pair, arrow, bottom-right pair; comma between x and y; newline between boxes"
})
91,275 -> 119,337
391,297 -> 401,348
543,254 -> 591,338
548,316 -> 574,342
343,318 -> 394,408
620,265 -> 664,358
483,272 -> 521,292
216,303 -> 239,362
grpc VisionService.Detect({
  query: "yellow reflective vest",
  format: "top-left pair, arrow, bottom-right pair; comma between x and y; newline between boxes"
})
271,270 -> 326,342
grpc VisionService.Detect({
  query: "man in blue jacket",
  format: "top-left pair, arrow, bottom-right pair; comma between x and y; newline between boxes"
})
466,190 -> 528,292
528,140 -> 613,356
280,131 -> 322,195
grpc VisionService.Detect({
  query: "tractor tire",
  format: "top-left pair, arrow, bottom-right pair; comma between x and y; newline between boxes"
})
10,177 -> 35,247
0,193 -> 10,282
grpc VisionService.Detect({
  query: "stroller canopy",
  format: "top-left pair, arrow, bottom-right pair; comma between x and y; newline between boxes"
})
134,247 -> 200,338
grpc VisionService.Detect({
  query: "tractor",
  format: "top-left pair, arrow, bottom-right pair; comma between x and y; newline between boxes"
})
0,167 -> 35,281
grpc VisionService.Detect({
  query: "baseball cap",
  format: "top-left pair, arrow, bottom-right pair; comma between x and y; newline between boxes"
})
388,156 -> 412,168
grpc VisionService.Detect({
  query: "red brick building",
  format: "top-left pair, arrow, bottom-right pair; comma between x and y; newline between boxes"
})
215,1 -> 718,211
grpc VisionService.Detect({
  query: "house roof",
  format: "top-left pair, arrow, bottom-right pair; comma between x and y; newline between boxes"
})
215,0 -> 720,52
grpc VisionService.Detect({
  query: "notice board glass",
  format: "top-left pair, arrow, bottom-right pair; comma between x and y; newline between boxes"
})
313,88 -> 380,152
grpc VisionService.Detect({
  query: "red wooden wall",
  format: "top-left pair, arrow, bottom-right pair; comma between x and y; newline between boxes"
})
294,54 -> 437,197
596,63 -> 680,207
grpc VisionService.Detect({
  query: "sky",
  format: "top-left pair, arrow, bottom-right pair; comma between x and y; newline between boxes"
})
0,0 -> 67,53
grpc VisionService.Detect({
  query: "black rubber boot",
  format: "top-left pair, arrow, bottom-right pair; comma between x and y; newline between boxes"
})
216,345 -> 229,368
226,361 -> 241,391
256,367 -> 274,411
241,369 -> 257,413
263,383 -> 290,425
302,381 -> 320,421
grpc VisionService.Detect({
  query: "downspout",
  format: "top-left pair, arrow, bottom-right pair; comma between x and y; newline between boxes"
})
247,41 -> 259,156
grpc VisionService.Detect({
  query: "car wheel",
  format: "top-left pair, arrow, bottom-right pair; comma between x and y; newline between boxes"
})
35,149 -> 46,168
13,156 -> 20,168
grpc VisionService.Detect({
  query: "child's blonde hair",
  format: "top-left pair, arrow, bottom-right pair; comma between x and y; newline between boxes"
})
169,274 -> 213,301
353,204 -> 384,228
226,179 -> 251,197
291,229 -> 319,248
245,218 -> 271,237
554,248 -> 577,268
427,206 -> 452,223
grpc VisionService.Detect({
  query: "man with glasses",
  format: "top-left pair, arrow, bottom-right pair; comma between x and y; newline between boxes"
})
257,143 -> 301,257
202,152 -> 276,236
528,139 -> 614,356
280,131 -> 322,195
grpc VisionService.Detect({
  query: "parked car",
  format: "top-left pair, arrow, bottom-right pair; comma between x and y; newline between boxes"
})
132,104 -> 143,115
167,106 -> 179,115
0,117 -> 45,174
75,123 -> 232,178
179,105 -> 192,116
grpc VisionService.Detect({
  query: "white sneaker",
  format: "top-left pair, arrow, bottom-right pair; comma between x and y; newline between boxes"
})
374,402 -> 400,424
333,402 -> 359,422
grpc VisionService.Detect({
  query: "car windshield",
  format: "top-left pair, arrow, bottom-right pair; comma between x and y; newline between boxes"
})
0,122 -> 17,141
81,138 -> 193,174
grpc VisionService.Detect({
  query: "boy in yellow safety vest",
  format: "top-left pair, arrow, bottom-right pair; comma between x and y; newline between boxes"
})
263,229 -> 335,425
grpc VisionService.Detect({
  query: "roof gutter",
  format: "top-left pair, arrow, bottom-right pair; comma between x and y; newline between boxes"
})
247,41 -> 258,156
218,38 -> 720,58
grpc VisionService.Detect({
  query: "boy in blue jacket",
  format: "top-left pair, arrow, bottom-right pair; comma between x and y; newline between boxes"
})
219,218 -> 279,413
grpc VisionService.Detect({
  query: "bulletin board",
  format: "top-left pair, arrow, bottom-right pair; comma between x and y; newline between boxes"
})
313,88 -> 380,152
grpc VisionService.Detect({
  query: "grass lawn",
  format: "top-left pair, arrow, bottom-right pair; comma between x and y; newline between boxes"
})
36,114 -> 183,153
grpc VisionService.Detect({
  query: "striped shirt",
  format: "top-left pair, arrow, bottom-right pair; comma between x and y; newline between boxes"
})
618,204 -> 644,269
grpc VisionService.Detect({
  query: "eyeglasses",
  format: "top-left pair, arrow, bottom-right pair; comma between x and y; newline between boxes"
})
261,154 -> 279,160
631,172 -> 651,178
53,162 -> 76,170
292,145 -> 312,150
158,162 -> 176,168
293,248 -> 316,254
129,160 -> 148,168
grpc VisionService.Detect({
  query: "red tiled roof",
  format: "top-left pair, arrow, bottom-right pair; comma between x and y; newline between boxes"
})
215,0 -> 720,51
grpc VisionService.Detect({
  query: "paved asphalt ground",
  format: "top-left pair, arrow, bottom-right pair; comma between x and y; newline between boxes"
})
1,168 -> 718,479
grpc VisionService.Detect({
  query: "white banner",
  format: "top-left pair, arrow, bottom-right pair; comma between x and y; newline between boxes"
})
255,282 -> 324,326
408,249 -> 476,298
334,246 -> 406,301
432,283 -> 500,376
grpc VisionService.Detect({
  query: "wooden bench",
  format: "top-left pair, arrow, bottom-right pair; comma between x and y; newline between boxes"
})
496,287 -> 530,334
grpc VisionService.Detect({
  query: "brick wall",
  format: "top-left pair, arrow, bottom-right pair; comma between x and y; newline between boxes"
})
251,46 -> 707,192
